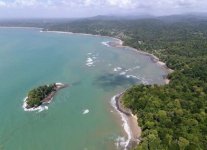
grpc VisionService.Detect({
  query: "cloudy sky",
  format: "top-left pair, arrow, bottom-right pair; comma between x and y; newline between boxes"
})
0,0 -> 206,18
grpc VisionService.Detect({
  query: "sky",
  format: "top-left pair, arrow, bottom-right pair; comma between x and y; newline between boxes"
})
0,0 -> 207,18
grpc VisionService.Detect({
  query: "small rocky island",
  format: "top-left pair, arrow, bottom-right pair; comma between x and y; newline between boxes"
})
23,83 -> 68,111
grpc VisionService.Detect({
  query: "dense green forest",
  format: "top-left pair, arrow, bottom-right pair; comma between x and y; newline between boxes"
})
26,84 -> 55,108
1,15 -> 207,149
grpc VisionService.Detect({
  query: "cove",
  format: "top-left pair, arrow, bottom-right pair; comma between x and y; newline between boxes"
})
0,28 -> 168,150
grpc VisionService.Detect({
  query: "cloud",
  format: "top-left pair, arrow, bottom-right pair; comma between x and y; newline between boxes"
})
0,0 -> 207,17
0,0 -> 206,9
106,0 -> 137,8
0,0 -> 54,8
0,1 -> 6,7
14,0 -> 37,6
84,0 -> 93,6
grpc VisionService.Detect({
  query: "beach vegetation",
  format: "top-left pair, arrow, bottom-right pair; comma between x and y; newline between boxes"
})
26,84 -> 56,108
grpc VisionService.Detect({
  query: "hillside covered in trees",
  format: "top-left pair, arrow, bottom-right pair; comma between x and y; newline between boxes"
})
1,15 -> 207,149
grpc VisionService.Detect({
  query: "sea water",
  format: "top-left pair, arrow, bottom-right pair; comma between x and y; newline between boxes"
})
0,28 -> 167,150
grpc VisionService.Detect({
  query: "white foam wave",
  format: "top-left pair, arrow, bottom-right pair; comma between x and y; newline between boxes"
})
37,106 -> 48,113
86,53 -> 98,67
126,75 -> 139,80
86,57 -> 94,67
87,57 -> 93,62
56,82 -> 64,86
113,67 -> 122,72
125,66 -> 140,73
56,82 -> 63,85
124,74 -> 149,84
82,109 -> 89,114
22,97 -> 49,112
120,72 -> 126,75
111,94 -> 131,150
141,78 -> 149,84
101,41 -> 110,47
115,136 -> 128,149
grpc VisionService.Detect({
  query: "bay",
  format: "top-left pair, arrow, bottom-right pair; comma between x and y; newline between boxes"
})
0,28 -> 167,150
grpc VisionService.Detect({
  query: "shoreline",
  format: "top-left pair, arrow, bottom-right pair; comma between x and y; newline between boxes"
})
106,38 -> 173,149
42,30 -> 123,43
111,93 -> 141,150
2,27 -> 172,149
42,30 -> 148,149
35,29 -> 173,148
23,83 -> 68,112
0,26 -> 172,77
43,29 -> 173,84
105,40 -> 174,82
0,26 -> 173,77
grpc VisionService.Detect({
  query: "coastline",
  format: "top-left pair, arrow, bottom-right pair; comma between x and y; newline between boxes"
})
107,39 -> 174,149
106,39 -> 174,82
1,27 -> 172,149
0,26 -> 174,79
42,29 -> 173,84
111,93 -> 141,150
42,29 -> 173,149
106,38 -> 173,149
42,30 -> 123,44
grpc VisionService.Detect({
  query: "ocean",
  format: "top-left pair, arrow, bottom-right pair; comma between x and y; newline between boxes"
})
0,28 -> 167,150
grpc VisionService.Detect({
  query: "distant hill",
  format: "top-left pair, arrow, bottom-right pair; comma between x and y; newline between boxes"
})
88,14 -> 154,20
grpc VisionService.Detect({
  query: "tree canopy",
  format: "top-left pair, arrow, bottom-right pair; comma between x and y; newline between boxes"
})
26,84 -> 55,108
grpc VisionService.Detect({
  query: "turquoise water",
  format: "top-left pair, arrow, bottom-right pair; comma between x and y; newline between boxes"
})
0,28 -> 167,150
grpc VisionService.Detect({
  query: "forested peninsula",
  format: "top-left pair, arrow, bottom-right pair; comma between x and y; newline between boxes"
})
1,14 -> 207,149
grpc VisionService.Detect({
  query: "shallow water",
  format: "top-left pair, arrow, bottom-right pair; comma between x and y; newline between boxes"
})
0,28 -> 167,150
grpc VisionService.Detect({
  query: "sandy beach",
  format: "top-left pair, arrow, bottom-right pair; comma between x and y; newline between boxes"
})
116,93 -> 141,149
111,93 -> 141,150
106,38 -> 173,149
